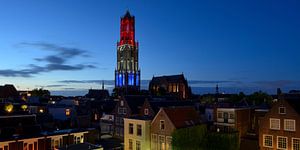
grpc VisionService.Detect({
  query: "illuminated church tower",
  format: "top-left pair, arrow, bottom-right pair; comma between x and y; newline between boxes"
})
115,11 -> 140,93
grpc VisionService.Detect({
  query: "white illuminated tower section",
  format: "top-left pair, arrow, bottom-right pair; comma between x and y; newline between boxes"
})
115,11 -> 140,93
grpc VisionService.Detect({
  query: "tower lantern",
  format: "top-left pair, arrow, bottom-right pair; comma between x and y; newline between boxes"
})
115,11 -> 140,94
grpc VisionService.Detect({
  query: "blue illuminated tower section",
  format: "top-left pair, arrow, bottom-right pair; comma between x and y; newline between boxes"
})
115,11 -> 140,93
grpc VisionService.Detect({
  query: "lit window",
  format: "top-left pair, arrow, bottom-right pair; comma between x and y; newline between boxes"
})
166,136 -> 172,150
277,136 -> 287,150
284,119 -> 296,131
279,107 -> 286,114
217,112 -> 223,118
129,123 -> 134,134
136,140 -> 141,150
21,105 -> 28,111
65,109 -> 70,116
4,103 -> 13,113
151,134 -> 157,150
129,139 -> 133,150
144,108 -> 149,115
160,120 -> 165,130
159,135 -> 165,150
263,135 -> 273,148
293,138 -> 300,150
270,118 -> 280,130
137,124 -> 142,136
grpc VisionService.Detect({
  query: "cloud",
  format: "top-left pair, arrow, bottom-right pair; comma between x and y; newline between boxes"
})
0,42 -> 96,77
188,80 -> 241,85
19,42 -> 88,58
58,80 -> 113,85
253,80 -> 300,88
45,85 -> 66,88
58,79 -> 150,86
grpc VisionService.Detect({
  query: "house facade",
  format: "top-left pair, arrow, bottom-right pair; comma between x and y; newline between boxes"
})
113,96 -> 148,138
259,99 -> 300,150
124,117 -> 151,150
214,107 -> 252,137
150,107 -> 200,150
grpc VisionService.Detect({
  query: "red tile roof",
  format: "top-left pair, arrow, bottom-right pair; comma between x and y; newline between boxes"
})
163,107 -> 200,128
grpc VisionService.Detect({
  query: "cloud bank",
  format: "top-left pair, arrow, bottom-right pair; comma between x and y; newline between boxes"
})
0,42 -> 96,77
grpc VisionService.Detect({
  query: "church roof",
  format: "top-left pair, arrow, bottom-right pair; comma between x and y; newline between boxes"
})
151,74 -> 186,84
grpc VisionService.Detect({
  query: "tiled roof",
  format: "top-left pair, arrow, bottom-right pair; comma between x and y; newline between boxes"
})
163,107 -> 200,128
283,93 -> 300,114
151,74 -> 186,84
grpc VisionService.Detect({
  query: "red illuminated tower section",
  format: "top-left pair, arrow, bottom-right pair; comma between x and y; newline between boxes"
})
115,11 -> 140,94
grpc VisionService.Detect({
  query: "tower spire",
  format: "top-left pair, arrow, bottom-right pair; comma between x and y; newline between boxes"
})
102,80 -> 105,90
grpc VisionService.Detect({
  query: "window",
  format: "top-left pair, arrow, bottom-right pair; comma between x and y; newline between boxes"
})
144,108 -> 149,115
229,113 -> 234,119
270,118 -> 280,130
279,107 -> 286,114
166,136 -> 172,150
160,120 -> 165,130
118,108 -> 127,115
277,136 -> 287,150
129,123 -> 134,134
151,134 -> 157,150
136,141 -> 141,150
263,135 -> 273,148
293,138 -> 300,150
118,108 -> 122,114
137,124 -> 142,136
65,108 -> 70,116
159,135 -> 165,150
284,119 -> 296,131
217,112 -> 223,118
120,100 -> 124,106
129,139 -> 133,150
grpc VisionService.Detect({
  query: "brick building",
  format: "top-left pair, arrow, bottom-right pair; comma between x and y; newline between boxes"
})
259,96 -> 300,150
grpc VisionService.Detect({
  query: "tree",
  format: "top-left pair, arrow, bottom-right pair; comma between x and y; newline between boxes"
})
31,88 -> 50,103
172,125 -> 207,150
247,91 -> 272,105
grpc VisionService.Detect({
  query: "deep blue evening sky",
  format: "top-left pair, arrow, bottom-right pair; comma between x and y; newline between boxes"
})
0,0 -> 299,95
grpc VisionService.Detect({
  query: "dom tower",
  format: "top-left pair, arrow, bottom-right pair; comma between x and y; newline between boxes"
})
115,11 -> 140,94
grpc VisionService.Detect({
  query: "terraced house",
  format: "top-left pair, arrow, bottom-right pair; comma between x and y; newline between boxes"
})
259,95 -> 300,150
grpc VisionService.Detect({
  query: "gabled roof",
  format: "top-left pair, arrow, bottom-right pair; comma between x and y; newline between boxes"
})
282,93 -> 300,114
125,95 -> 151,114
0,84 -> 19,98
163,107 -> 200,129
150,74 -> 186,84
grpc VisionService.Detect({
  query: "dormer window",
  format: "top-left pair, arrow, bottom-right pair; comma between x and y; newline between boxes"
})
144,108 -> 149,115
279,107 -> 286,114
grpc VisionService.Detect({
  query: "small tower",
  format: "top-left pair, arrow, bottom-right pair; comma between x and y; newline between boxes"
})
115,11 -> 140,94
102,80 -> 105,90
